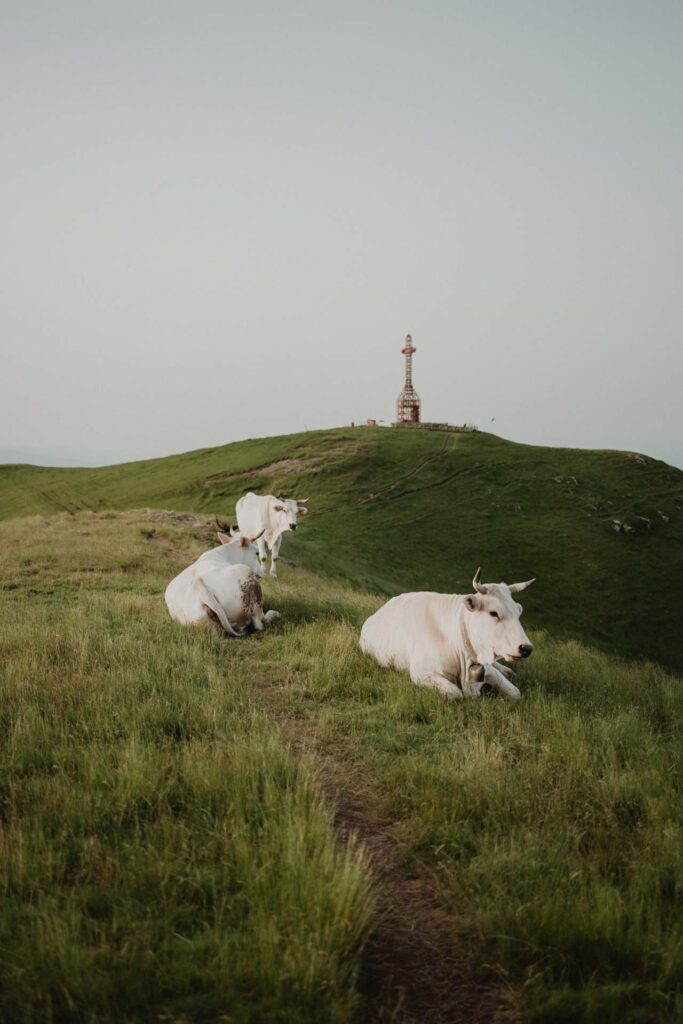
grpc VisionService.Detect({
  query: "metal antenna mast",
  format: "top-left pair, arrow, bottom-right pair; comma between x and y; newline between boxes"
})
396,333 -> 421,423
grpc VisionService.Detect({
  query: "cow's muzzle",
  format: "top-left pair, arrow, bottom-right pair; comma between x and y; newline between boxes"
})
518,644 -> 533,658
289,523 -> 297,531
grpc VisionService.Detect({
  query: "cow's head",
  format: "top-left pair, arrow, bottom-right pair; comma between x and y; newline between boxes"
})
271,496 -> 309,533
463,567 -> 535,665
216,528 -> 264,575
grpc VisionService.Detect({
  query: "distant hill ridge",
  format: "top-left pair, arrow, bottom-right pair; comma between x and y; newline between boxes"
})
2,426 -> 682,671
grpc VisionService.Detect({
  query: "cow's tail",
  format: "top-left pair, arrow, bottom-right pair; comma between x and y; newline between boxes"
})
192,576 -> 243,637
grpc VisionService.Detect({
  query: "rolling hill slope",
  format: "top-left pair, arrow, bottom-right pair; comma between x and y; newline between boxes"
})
2,426 -> 682,671
1,508 -> 682,1023
2,436 -> 683,1022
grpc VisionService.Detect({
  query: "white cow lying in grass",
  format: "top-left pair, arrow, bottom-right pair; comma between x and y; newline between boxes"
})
165,531 -> 280,636
360,568 -> 535,700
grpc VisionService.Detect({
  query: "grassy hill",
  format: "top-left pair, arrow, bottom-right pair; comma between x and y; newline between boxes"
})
2,426 -> 682,672
1,509 -> 682,1023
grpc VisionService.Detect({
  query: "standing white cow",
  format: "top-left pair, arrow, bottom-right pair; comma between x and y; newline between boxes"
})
235,492 -> 308,578
360,568 -> 535,700
165,531 -> 280,636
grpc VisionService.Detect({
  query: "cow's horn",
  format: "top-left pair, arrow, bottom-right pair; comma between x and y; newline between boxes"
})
508,578 -> 536,593
294,497 -> 309,503
472,567 -> 487,595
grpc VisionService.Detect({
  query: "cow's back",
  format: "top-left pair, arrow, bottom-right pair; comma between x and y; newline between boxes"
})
236,492 -> 269,534
360,592 -> 457,670
197,542 -> 260,574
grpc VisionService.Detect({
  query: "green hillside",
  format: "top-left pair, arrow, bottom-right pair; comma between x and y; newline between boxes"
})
2,426 -> 682,671
1,509 -> 682,1023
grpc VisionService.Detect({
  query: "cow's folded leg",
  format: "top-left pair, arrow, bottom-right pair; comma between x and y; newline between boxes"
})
484,664 -> 522,701
250,609 -> 281,630
413,672 -> 463,699
462,661 -> 485,697
493,660 -> 515,679
462,680 -> 485,697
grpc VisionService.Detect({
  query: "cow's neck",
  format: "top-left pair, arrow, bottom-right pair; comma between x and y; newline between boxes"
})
458,605 -> 479,666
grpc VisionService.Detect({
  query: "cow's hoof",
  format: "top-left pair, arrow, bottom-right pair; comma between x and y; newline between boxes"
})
505,687 -> 522,701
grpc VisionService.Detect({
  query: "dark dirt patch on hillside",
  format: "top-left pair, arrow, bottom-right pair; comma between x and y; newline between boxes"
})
201,445 -> 352,489
137,509 -> 217,552
203,456 -> 324,486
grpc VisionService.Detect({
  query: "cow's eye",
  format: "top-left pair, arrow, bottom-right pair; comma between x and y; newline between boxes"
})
489,611 -> 499,619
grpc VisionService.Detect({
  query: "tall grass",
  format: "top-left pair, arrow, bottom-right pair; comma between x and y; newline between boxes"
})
3,510 -> 683,1022
0,514 -> 372,1023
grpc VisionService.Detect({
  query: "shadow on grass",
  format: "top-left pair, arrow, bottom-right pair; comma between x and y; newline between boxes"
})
262,591 -> 372,630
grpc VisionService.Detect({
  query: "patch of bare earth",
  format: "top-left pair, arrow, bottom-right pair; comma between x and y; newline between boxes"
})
202,455 -> 326,488
255,457 -> 323,476
118,509 -> 219,564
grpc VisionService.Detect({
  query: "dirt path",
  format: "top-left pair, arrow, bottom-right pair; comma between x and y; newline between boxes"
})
322,762 -> 516,1024
252,671 -> 516,1024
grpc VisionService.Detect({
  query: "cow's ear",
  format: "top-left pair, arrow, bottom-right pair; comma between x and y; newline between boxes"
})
464,594 -> 480,612
273,504 -> 285,512
297,505 -> 308,516
217,531 -> 231,545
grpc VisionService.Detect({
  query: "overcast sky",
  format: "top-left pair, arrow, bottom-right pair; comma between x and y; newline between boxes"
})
1,1 -> 681,468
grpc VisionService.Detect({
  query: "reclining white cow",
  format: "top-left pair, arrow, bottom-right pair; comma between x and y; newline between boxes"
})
235,492 -> 308,578
359,568 -> 535,700
165,530 -> 280,636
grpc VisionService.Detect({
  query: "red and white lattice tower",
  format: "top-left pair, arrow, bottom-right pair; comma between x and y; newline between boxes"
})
396,333 -> 421,423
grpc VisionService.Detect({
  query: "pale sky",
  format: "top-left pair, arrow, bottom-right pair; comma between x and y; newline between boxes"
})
1,1 -> 681,468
